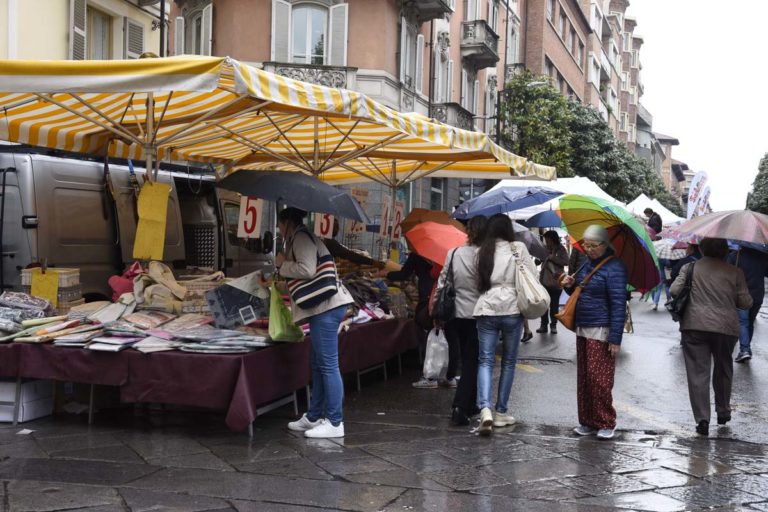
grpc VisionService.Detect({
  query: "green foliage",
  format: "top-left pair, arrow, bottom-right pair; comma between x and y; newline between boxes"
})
747,154 -> 768,214
498,73 -> 685,218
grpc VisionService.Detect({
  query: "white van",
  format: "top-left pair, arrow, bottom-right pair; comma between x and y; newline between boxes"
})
0,150 -> 274,300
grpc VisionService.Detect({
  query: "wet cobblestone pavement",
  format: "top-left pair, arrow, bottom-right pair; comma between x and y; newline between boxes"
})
4,402 -> 768,511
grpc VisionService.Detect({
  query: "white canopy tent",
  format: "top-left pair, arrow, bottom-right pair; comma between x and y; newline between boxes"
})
490,176 -> 624,220
627,194 -> 685,225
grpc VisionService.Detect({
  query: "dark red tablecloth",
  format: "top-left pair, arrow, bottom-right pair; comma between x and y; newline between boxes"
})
0,319 -> 423,431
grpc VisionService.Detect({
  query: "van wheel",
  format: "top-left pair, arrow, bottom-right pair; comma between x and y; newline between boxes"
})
83,293 -> 111,303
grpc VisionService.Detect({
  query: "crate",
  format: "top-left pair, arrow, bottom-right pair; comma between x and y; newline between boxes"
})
22,284 -> 82,304
57,298 -> 85,315
21,268 -> 80,288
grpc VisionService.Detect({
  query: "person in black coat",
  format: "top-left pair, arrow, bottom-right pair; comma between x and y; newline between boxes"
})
644,208 -> 663,237
727,246 -> 768,362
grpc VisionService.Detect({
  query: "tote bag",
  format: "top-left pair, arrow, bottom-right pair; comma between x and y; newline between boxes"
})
268,284 -> 305,342
511,246 -> 550,319
286,229 -> 339,309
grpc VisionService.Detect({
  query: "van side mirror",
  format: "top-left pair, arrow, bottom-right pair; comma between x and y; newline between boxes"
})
262,231 -> 274,254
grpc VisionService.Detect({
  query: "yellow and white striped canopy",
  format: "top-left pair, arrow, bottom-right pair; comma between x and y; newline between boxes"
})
0,56 -> 555,184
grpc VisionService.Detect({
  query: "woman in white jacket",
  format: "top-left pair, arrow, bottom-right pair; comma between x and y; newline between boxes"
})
474,214 -> 537,435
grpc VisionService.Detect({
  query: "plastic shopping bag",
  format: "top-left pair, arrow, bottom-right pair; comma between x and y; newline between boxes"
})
268,284 -> 305,342
423,328 -> 449,380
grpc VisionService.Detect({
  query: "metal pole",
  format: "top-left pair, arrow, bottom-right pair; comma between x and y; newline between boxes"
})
159,0 -> 166,57
146,92 -> 155,182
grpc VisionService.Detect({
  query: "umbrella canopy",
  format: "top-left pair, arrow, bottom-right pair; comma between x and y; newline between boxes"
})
665,210 -> 768,246
216,171 -> 369,222
524,209 -> 562,228
0,57 -> 555,185
399,209 -> 465,236
405,222 -> 467,266
512,222 -> 548,260
558,194 -> 660,292
652,239 -> 688,261
452,186 -> 563,220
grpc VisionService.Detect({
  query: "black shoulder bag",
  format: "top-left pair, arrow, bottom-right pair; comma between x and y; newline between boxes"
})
432,249 -> 457,322
666,262 -> 695,322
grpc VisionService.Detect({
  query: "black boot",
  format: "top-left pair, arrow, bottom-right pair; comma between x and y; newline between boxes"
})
696,420 -> 709,436
536,324 -> 548,333
550,323 -> 558,334
717,414 -> 731,425
451,407 -> 470,426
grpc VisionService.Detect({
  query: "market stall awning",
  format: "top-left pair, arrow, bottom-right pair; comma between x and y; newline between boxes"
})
0,56 -> 554,184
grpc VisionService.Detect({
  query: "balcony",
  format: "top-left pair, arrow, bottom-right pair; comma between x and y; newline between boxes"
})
597,99 -> 609,121
505,63 -> 527,83
460,20 -> 500,69
262,62 -> 357,89
430,102 -> 475,131
411,0 -> 453,21
600,50 -> 611,80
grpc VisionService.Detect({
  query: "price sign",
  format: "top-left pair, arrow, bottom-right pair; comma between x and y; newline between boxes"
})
379,198 -> 391,237
237,196 -> 263,238
392,201 -> 405,240
346,188 -> 369,235
314,213 -> 335,238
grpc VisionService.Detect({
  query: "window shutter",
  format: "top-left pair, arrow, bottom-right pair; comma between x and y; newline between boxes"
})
473,78 -> 479,114
174,16 -> 185,55
475,0 -> 481,22
201,3 -> 213,56
466,0 -> 476,21
447,59 -> 454,103
434,51 -> 442,102
450,0 -> 456,11
414,34 -> 424,94
124,18 -> 145,59
487,1 -> 492,29
69,0 -> 86,60
399,16 -> 408,83
460,68 -> 467,108
271,0 -> 291,61
328,3 -> 348,66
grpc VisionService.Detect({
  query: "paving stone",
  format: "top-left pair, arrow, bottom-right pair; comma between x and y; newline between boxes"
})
236,456 -> 333,480
119,488 -> 232,512
713,455 -> 768,474
559,473 -> 655,496
232,501 -> 343,512
749,502 -> 768,511
487,456 -> 604,483
568,490 -> 688,511
37,433 -> 124,455
147,452 -> 234,471
6,480 -> 121,512
50,445 -> 144,464
563,449 -> 661,473
623,468 -> 700,488
0,458 -> 159,486
61,506 -> 129,512
281,438 -> 370,462
316,455 -> 401,475
473,479 -> 592,501
124,467 -> 404,511
446,442 -> 561,466
343,468 -> 452,491
382,452 -> 461,473
707,474 -> 768,499
657,483 -> 764,508
422,465 -> 509,490
118,433 -> 210,459
661,454 -> 741,478
360,440 -> 438,458
0,439 -> 49,459
209,442 -> 301,465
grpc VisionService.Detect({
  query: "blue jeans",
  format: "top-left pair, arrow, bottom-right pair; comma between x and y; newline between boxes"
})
738,308 -> 752,354
476,315 -> 524,413
652,259 -> 671,306
307,305 -> 347,425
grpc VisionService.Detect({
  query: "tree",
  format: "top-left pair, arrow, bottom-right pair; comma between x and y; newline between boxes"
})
747,153 -> 768,214
497,71 -> 573,174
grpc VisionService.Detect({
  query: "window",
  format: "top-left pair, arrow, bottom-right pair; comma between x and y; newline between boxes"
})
544,57 -> 554,78
588,54 -> 600,85
620,112 -> 628,131
591,2 -> 603,40
621,71 -> 629,91
576,40 -> 585,67
400,20 -> 423,91
465,0 -> 480,21
176,2 -> 212,56
430,179 -> 446,210
558,11 -> 566,38
623,32 -> 631,51
460,68 -> 478,112
507,22 -> 520,64
547,0 -> 555,22
87,7 -> 111,60
631,49 -> 639,67
292,4 -> 327,64
435,34 -> 453,103
569,30 -> 576,54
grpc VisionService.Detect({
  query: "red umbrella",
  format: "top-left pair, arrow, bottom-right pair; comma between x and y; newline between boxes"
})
405,221 -> 468,265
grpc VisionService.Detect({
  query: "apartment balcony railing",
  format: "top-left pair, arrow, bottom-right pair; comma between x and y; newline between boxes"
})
429,102 -> 475,131
505,63 -> 527,83
262,62 -> 357,89
460,20 -> 500,69
412,0 -> 453,21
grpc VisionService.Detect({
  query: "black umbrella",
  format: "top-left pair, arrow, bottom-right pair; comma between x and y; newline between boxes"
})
217,171 -> 370,223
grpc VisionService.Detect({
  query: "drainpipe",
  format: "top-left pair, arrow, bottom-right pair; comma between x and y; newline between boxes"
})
428,19 -> 435,116
159,0 -> 166,56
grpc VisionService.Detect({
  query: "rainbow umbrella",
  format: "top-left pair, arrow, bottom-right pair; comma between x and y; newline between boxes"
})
405,222 -> 468,266
557,194 -> 660,292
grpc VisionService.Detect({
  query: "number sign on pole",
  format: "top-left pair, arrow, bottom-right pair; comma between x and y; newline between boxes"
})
314,213 -> 335,238
392,201 -> 405,240
237,196 -> 263,238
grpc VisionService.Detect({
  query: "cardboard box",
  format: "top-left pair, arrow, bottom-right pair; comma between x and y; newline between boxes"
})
0,397 -> 54,423
0,379 -> 53,403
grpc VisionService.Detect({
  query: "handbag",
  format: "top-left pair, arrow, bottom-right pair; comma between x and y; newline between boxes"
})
665,262 -> 695,322
431,249 -> 457,322
555,256 -> 614,331
268,284 -> 305,342
286,229 -> 339,309
511,245 -> 550,319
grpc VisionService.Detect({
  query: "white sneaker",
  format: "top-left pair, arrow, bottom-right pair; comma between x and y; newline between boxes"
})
493,411 -> 516,427
287,413 -> 321,432
573,425 -> 598,436
597,428 -> 615,440
304,419 -> 345,439
439,377 -> 458,388
412,378 -> 438,389
478,407 -> 493,436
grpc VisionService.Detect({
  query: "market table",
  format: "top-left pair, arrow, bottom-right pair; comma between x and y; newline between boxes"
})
0,319 -> 423,431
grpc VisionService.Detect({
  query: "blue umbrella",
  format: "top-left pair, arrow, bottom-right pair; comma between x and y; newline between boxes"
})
452,186 -> 563,220
217,171 -> 370,222
524,209 -> 562,228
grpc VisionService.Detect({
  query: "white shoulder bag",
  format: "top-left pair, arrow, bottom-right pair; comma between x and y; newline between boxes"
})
511,244 -> 550,319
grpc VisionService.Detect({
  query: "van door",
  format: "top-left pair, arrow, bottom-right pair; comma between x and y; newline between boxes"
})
0,156 -> 35,292
108,167 -> 185,268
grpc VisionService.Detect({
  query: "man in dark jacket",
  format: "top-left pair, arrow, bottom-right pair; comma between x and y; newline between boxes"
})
644,208 -> 663,237
671,244 -> 701,283
728,246 -> 768,362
